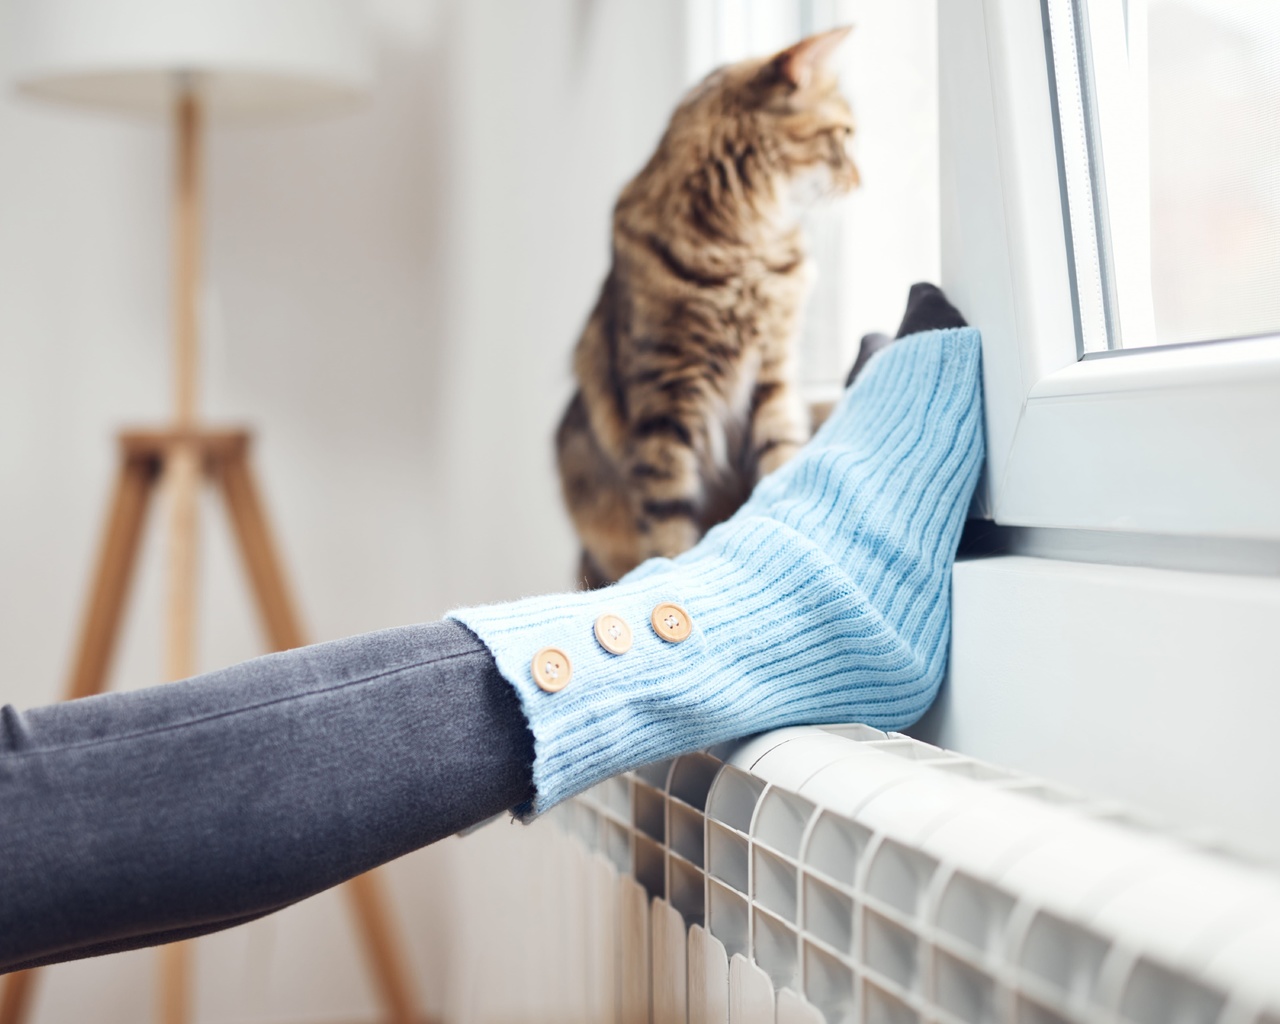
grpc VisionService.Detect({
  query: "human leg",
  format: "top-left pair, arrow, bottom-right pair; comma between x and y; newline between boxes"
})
0,619 -> 532,973
1,287 -> 981,973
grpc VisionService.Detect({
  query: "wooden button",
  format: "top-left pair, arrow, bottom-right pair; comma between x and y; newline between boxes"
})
594,613 -> 633,655
651,602 -> 692,643
531,647 -> 572,692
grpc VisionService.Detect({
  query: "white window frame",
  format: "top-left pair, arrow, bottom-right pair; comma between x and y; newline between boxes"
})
941,0 -> 1280,542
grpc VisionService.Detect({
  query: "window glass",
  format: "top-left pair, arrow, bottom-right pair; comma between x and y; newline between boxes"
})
1146,0 -> 1280,348
1057,0 -> 1280,351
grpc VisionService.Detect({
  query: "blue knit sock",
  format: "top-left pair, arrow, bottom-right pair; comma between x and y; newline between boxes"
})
450,327 -> 984,815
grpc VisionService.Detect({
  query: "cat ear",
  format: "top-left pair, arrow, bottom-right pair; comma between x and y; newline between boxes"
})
770,25 -> 852,90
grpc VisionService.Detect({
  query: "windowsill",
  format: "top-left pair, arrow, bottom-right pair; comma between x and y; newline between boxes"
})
959,521 -> 1280,578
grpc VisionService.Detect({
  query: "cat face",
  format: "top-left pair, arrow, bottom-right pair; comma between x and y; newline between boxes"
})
755,28 -> 860,196
676,28 -> 861,206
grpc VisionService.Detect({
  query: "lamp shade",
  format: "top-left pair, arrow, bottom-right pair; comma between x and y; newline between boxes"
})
7,0 -> 373,119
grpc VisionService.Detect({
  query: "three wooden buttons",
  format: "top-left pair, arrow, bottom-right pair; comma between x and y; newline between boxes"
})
532,602 -> 693,693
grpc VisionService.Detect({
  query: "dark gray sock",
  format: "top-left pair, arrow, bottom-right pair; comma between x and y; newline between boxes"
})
895,282 -> 968,338
845,283 -> 968,387
844,332 -> 894,387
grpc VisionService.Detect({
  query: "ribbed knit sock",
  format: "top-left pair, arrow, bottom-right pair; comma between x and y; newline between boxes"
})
450,327 -> 985,815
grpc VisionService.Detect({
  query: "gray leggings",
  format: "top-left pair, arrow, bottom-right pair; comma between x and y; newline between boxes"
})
0,620 -> 533,974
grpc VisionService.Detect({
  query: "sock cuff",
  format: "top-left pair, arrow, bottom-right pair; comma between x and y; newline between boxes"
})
450,527 -> 934,815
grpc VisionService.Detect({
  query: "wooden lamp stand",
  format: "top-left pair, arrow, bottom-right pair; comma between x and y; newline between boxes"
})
0,94 -> 422,1024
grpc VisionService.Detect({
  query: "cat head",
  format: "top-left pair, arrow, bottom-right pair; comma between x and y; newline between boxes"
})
674,27 -> 860,212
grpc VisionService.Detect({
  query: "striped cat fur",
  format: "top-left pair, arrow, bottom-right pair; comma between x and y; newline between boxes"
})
556,27 -> 861,587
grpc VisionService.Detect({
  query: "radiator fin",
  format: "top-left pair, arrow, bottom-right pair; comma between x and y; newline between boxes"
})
541,725 -> 1280,1023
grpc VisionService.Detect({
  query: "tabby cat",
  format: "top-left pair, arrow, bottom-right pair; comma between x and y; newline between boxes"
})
556,27 -> 860,587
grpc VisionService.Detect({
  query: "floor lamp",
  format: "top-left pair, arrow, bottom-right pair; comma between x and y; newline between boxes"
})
2,3 -> 421,1023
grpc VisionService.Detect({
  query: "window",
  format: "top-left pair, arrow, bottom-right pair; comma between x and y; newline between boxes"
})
1053,0 -> 1280,354
941,0 -> 1280,541
927,0 -> 1280,858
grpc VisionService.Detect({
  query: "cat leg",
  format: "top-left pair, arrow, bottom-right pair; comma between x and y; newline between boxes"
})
747,376 -> 810,482
626,429 -> 705,562
557,391 -> 649,584
577,550 -> 612,591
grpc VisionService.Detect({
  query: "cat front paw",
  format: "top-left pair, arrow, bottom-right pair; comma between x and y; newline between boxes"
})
645,517 -> 703,561
755,439 -> 804,480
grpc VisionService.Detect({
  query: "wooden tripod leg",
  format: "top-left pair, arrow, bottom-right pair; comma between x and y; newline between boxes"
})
163,443 -> 201,683
157,944 -> 192,1024
0,450 -> 159,1024
344,874 -> 420,1024
66,453 -> 158,702
0,971 -> 38,1024
158,441 -> 203,1024
217,450 -> 419,1024
217,446 -> 304,651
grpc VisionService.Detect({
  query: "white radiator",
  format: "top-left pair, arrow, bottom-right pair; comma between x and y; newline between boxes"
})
526,724 -> 1280,1024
